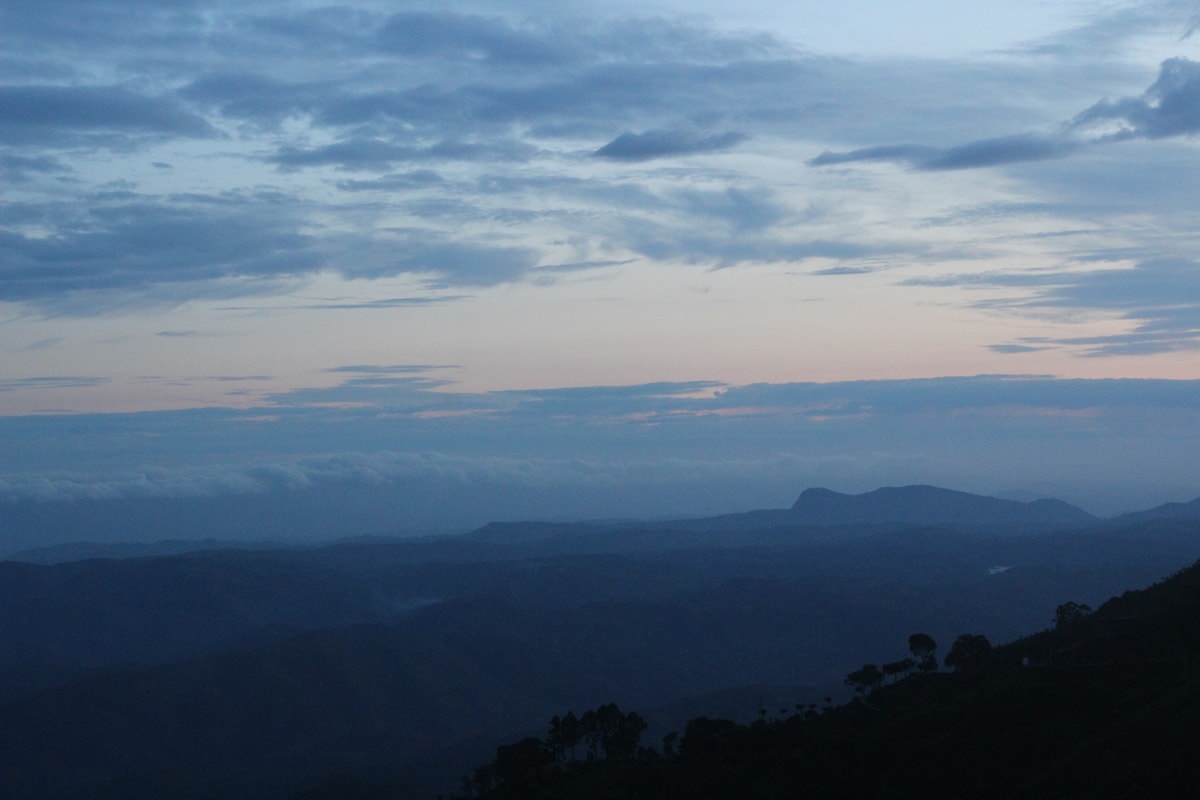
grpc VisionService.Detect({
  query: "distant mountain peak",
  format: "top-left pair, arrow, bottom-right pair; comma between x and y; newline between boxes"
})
1112,494 -> 1200,524
790,485 -> 1095,527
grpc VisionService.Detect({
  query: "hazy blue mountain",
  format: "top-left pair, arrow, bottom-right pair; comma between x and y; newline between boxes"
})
3,537 -> 290,565
0,550 -> 394,701
1112,494 -> 1200,524
468,485 -> 1098,543
0,484 -> 1171,562
789,484 -> 1096,526
0,484 -> 459,558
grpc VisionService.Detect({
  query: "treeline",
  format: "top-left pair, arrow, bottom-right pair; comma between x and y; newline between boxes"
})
454,574 -> 1200,799
460,703 -> 648,796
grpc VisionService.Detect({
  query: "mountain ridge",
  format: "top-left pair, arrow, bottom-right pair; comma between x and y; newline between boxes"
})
1112,494 -> 1200,525
11,484 -> 1198,563
789,484 -> 1096,527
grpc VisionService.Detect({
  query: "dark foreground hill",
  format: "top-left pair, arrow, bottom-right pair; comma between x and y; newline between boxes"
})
465,558 -> 1200,800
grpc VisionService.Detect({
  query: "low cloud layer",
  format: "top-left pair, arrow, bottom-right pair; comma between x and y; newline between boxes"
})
4,375 -> 1199,525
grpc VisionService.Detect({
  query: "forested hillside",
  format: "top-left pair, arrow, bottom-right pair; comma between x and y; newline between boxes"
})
462,557 -> 1200,799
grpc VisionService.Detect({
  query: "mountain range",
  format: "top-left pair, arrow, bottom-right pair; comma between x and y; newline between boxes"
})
1,484 -> 1199,798
8,484 -> 1200,563
789,485 -> 1096,526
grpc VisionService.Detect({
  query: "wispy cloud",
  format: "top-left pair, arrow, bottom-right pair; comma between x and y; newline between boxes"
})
291,295 -> 471,310
809,134 -> 1081,171
0,376 -> 106,392
20,337 -> 63,352
910,257 -> 1200,356
810,56 -> 1200,173
324,364 -> 458,375
594,129 -> 748,162
270,138 -> 539,172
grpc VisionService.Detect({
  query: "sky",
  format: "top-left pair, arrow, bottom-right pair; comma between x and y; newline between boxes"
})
3,0 -> 1200,543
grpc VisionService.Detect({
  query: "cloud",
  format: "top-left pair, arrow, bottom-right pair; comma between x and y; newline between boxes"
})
463,174 -> 876,269
269,138 -> 538,171
809,134 -> 1079,171
988,343 -> 1051,354
0,185 -> 546,312
0,85 -> 214,146
334,170 -> 445,192
0,7 -> 916,312
594,129 -> 748,161
290,372 -> 1197,429
310,29 -> 807,140
290,295 -> 470,311
1070,57 -> 1200,140
0,0 -> 1195,367
20,337 -> 63,352
5,376 -> 1200,524
1005,332 -> 1200,358
0,375 -> 107,392
616,218 -> 880,267
375,11 -> 565,66
916,257 -> 1200,356
532,258 -> 636,275
0,196 -> 321,310
179,73 -> 333,128
499,381 -> 727,416
337,236 -> 542,288
263,373 -> 465,412
0,153 -> 68,182
671,187 -> 784,230
811,57 -> 1200,174
811,265 -> 873,276
0,450 -> 863,513
325,364 -> 457,375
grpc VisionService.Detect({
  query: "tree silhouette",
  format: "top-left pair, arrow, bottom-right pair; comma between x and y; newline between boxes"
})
882,657 -> 916,682
679,716 -> 739,761
492,736 -> 553,784
845,663 -> 884,694
944,634 -> 992,673
577,703 -> 646,761
603,707 -> 647,761
908,632 -> 938,672
1054,601 -> 1093,629
547,711 -> 582,763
